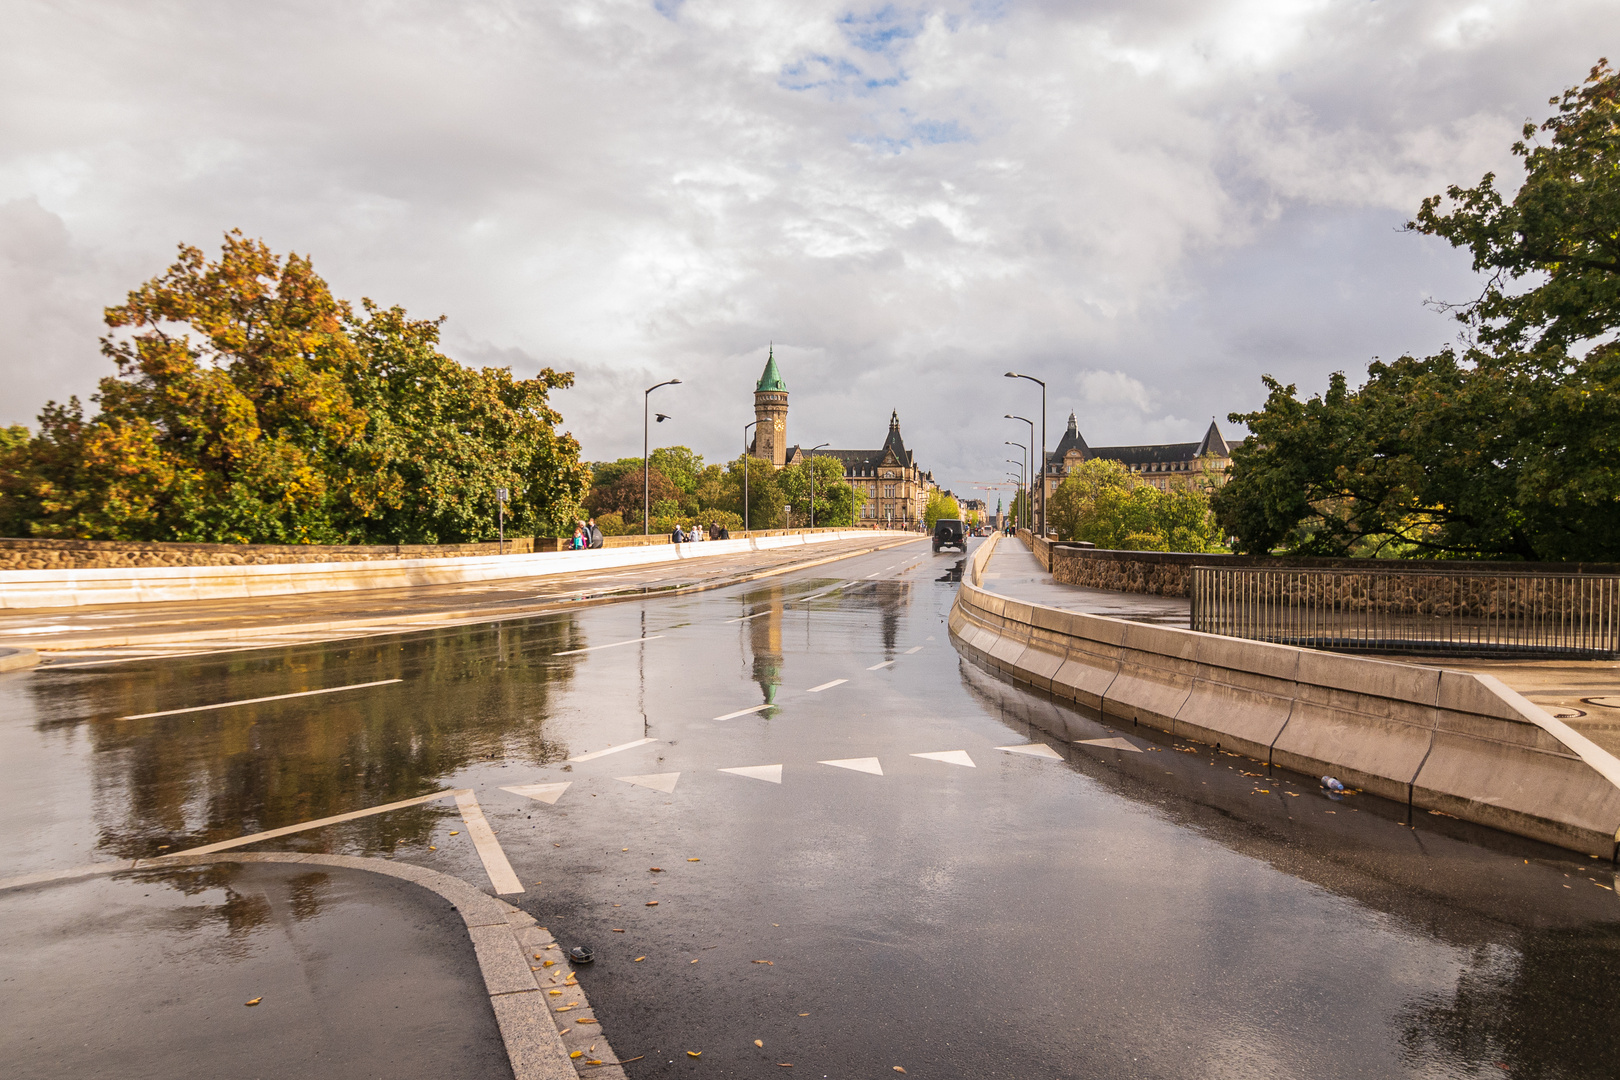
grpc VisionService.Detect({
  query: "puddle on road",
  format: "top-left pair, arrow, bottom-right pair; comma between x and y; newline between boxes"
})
937,558 -> 965,583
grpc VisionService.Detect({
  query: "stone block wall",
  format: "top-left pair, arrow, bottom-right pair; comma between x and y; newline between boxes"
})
0,536 -> 534,571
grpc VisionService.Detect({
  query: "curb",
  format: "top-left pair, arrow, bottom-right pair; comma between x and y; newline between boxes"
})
0,852 -> 625,1080
0,647 -> 40,672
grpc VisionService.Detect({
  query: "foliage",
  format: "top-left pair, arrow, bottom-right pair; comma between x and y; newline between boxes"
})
776,455 -> 860,527
648,446 -> 704,494
923,491 -> 961,528
586,465 -> 679,523
1052,459 -> 1224,552
1218,62 -> 1620,561
724,455 -> 785,530
0,232 -> 588,543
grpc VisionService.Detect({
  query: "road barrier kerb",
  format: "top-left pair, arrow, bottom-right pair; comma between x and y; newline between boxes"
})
0,529 -> 910,610
952,534 -> 1620,854
0,852 -> 618,1080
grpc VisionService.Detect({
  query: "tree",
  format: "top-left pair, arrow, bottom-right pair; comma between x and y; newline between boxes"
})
1218,61 -> 1620,561
923,491 -> 961,528
776,456 -> 860,526
723,455 -> 784,530
589,466 -> 679,523
648,446 -> 703,494
1052,459 -> 1223,552
0,232 -> 588,543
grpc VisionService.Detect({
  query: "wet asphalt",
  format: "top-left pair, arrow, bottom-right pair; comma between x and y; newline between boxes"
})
3,537 -> 1619,1078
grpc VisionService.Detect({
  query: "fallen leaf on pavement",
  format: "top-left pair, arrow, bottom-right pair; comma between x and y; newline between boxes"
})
688,1051 -> 702,1058
556,1005 -> 576,1012
542,960 -> 555,967
650,867 -> 663,872
570,1051 -> 583,1059
690,958 -> 699,964
549,989 -> 563,995
646,901 -> 659,906
798,1013 -> 809,1016
634,957 -> 645,962
755,1040 -> 764,1047
576,1018 -> 599,1024
449,830 -> 459,835
753,960 -> 774,965
244,998 -> 262,1007
894,1068 -> 906,1074
612,928 -> 626,932
688,857 -> 700,862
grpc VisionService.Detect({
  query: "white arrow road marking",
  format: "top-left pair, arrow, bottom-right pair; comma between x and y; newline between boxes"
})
806,679 -> 847,693
719,764 -> 783,784
714,704 -> 773,721
121,679 -> 403,720
819,757 -> 884,775
569,737 -> 658,762
997,743 -> 1064,759
553,635 -> 665,657
501,781 -> 572,804
1076,737 -> 1143,753
912,750 -> 976,768
453,790 -> 525,895
616,772 -> 681,793
867,660 -> 895,670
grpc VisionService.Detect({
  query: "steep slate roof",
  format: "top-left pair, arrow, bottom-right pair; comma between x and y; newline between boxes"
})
756,346 -> 787,392
1046,416 -> 1231,471
1049,412 -> 1089,460
820,412 -> 915,476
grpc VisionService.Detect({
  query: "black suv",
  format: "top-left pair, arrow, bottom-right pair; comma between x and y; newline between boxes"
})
932,518 -> 967,552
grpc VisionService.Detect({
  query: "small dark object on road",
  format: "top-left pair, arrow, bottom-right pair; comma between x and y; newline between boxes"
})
570,945 -> 594,964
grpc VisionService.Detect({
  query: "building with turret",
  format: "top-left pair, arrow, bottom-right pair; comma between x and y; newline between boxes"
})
745,350 -> 933,526
1043,413 -> 1231,501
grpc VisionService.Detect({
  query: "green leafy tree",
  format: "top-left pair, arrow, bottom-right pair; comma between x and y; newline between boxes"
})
723,455 -> 784,530
923,491 -> 961,528
776,456 -> 860,526
0,232 -> 587,543
1052,459 -> 1223,552
648,446 -> 704,494
1218,61 -> 1620,561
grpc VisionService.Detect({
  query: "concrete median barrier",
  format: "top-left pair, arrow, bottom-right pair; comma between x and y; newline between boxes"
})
0,529 -> 909,610
951,533 -> 1620,855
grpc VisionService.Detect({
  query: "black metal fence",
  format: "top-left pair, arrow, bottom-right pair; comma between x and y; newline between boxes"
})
1189,565 -> 1620,659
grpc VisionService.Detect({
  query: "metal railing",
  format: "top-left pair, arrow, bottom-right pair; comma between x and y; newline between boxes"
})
1190,565 -> 1620,659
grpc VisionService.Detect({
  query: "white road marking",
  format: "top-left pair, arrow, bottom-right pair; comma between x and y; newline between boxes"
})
164,788 -> 459,856
806,679 -> 847,693
904,646 -> 923,654
726,611 -> 772,623
714,703 -> 774,721
819,757 -> 884,775
502,781 -> 572,804
616,772 -> 680,793
867,660 -> 895,670
913,750 -> 976,768
719,764 -> 783,784
997,743 -> 1064,759
569,737 -> 658,762
121,679 -> 403,720
1076,737 -> 1143,753
553,635 -> 664,657
453,790 -> 525,895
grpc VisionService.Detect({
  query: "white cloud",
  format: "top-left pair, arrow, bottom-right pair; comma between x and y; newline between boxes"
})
0,0 -> 1609,486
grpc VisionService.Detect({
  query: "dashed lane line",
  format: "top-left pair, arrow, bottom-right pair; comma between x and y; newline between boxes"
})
552,635 -> 664,657
120,678 -> 403,720
163,788 -> 459,857
569,737 -> 659,762
905,646 -> 923,654
806,679 -> 848,693
714,703 -> 773,721
867,660 -> 896,670
725,611 -> 772,623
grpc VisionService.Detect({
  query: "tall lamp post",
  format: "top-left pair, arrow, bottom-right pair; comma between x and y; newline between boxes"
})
1004,373 -> 1046,536
806,442 -> 829,528
644,379 -> 681,535
1006,458 -> 1025,531
742,420 -> 759,533
1005,414 -> 1035,530
1004,443 -> 1026,530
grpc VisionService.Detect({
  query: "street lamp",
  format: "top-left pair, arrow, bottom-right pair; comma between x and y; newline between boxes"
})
1006,458 -> 1025,531
1005,442 -> 1026,531
1004,373 -> 1046,537
806,442 -> 830,528
1005,414 -> 1034,530
644,379 -> 680,535
742,420 -> 759,533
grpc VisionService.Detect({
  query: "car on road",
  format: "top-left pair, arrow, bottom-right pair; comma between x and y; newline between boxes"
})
932,517 -> 968,552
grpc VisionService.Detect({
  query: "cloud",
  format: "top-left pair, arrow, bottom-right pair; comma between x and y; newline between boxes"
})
0,0 -> 1607,488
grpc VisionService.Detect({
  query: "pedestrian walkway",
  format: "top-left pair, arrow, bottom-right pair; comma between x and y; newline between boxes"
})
976,539 -> 1190,625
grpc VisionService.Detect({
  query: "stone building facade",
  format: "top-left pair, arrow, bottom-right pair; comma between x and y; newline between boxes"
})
746,352 -> 933,526
1043,412 -> 1232,502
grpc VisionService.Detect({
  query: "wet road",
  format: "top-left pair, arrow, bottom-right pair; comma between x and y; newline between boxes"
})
4,537 -> 1619,1078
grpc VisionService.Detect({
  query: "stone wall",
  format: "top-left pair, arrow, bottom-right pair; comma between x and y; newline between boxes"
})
0,536 -> 534,571
1048,546 -> 1620,600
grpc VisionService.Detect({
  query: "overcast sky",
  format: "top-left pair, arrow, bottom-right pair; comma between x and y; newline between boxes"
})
1,1 -> 1613,502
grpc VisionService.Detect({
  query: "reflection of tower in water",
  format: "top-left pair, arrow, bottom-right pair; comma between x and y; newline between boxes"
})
746,583 -> 786,704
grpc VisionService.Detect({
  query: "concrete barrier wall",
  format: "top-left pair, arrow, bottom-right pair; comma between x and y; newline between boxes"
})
951,534 -> 1620,855
1,529 -> 911,610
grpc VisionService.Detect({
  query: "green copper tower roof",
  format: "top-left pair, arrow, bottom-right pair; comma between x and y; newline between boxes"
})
755,346 -> 787,393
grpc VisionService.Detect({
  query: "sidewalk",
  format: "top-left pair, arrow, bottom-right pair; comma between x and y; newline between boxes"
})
975,537 -> 1620,758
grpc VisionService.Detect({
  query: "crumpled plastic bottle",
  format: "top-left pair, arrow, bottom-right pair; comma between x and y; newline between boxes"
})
1321,776 -> 1345,792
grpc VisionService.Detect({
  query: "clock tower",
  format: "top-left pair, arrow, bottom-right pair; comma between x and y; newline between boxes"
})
751,346 -> 789,468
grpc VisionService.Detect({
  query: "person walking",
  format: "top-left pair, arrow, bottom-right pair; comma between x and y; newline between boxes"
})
672,523 -> 686,544
571,524 -> 586,550
586,518 -> 604,549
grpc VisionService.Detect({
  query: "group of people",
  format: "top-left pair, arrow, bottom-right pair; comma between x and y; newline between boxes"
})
673,522 -> 731,543
565,518 -> 733,549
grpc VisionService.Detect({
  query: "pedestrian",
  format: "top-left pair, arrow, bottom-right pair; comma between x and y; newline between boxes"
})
572,524 -> 585,550
672,523 -> 686,544
707,521 -> 719,541
587,518 -> 604,549
718,523 -> 731,540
